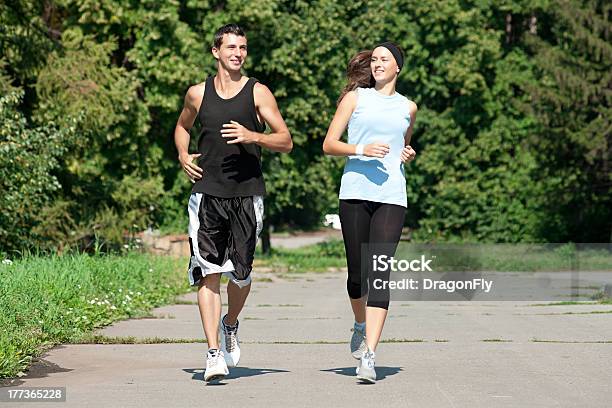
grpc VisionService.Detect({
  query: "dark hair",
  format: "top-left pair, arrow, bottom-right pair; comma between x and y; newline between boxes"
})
337,50 -> 375,105
375,42 -> 404,70
213,24 -> 246,49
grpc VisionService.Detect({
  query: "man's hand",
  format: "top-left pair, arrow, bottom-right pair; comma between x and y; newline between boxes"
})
401,145 -> 416,163
221,120 -> 261,144
179,152 -> 203,183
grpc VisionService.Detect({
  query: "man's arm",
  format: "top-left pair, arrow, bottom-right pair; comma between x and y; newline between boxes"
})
174,85 -> 204,181
220,83 -> 293,153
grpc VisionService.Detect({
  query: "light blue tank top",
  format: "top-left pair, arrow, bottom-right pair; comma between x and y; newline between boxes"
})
339,87 -> 411,207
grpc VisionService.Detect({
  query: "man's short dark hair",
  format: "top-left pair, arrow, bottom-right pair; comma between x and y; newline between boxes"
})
213,24 -> 246,49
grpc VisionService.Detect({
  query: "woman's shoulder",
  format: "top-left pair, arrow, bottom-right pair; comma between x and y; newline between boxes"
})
407,99 -> 418,114
401,96 -> 418,114
341,88 -> 359,99
337,89 -> 359,110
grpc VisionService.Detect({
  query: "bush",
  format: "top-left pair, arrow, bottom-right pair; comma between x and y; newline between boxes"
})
0,91 -> 75,254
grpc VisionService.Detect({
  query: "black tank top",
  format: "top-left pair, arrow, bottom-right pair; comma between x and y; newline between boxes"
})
191,76 -> 267,197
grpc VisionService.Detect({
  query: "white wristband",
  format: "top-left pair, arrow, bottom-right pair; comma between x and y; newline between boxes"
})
355,144 -> 364,156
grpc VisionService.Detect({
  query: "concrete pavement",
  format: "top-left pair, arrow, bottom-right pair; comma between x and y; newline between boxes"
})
4,271 -> 612,408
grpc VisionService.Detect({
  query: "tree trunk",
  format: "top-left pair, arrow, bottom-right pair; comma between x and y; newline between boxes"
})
505,13 -> 512,44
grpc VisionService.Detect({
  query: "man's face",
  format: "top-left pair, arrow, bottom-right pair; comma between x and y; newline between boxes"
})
213,33 -> 247,72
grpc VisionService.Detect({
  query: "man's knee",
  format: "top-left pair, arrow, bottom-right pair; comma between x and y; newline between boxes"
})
199,273 -> 221,291
228,277 -> 251,289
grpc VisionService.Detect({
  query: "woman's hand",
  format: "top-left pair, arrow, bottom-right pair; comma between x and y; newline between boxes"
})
363,142 -> 390,158
401,145 -> 416,162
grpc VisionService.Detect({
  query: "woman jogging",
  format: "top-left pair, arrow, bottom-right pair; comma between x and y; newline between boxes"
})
322,42 -> 417,383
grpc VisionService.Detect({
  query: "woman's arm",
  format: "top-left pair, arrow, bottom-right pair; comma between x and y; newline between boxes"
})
401,100 -> 418,163
323,91 -> 390,158
404,100 -> 418,146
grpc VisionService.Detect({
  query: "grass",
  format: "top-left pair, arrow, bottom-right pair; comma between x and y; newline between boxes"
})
380,338 -> 425,343
530,339 -> 612,344
256,239 -> 347,272
257,240 -> 612,273
75,334 -> 206,344
393,242 -> 612,272
0,252 -> 189,379
173,299 -> 198,305
529,301 -> 597,306
532,311 -> 612,315
73,336 -> 440,345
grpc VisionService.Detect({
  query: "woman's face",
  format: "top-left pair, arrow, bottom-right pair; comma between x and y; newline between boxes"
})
371,46 -> 399,84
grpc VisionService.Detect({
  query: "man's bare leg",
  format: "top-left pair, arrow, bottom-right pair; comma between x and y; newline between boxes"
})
198,273 -> 222,348
224,280 -> 251,325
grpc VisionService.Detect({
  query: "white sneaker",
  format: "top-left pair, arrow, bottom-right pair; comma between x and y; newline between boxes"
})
350,325 -> 366,359
356,348 -> 377,383
220,314 -> 241,367
204,349 -> 228,382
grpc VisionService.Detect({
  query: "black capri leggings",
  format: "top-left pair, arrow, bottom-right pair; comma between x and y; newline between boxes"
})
339,199 -> 406,310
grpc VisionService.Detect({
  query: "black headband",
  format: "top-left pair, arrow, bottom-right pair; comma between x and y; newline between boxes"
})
376,42 -> 403,71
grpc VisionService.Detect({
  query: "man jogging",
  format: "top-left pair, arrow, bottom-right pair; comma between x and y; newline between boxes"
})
174,23 -> 292,382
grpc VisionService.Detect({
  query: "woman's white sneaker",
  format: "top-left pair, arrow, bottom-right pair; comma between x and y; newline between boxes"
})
356,348 -> 377,383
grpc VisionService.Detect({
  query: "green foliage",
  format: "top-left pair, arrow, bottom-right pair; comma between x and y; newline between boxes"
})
517,0 -> 611,242
0,60 -> 18,94
35,28 -> 153,175
0,1 -> 57,86
30,27 -> 165,250
367,1 -> 547,242
0,91 -> 75,253
0,0 -> 608,253
250,1 -> 361,227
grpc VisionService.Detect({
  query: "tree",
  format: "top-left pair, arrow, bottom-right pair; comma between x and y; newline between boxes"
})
519,0 -> 611,241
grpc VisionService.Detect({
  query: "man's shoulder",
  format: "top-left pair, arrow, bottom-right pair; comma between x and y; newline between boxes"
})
184,81 -> 206,109
252,81 -> 275,104
253,80 -> 271,94
187,82 -> 206,99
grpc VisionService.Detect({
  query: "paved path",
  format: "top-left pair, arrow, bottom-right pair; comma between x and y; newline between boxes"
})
270,229 -> 343,249
5,272 -> 612,408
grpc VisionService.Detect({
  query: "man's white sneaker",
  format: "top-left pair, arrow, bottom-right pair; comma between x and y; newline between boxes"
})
350,325 -> 366,359
356,348 -> 377,383
204,349 -> 228,382
220,314 -> 241,367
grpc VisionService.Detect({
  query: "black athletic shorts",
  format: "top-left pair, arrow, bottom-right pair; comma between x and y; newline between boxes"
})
187,193 -> 264,287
